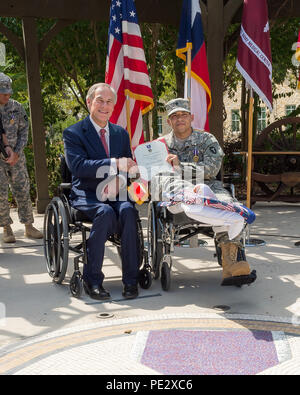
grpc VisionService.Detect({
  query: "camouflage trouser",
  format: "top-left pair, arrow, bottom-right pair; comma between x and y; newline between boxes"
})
208,180 -> 243,244
0,155 -> 33,227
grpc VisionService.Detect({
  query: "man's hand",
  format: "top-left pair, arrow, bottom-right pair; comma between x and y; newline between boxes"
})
116,157 -> 136,172
166,154 -> 180,167
5,150 -> 19,166
128,164 -> 140,179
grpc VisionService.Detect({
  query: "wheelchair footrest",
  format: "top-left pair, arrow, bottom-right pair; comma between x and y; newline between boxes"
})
221,270 -> 257,287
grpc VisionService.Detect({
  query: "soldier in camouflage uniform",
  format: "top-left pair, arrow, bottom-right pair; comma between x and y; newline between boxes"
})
154,98 -> 256,287
0,73 -> 43,243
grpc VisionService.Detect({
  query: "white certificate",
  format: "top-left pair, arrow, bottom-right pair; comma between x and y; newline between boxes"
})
134,140 -> 173,181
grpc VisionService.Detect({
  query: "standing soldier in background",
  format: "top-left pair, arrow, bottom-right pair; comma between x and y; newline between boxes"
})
0,72 -> 43,243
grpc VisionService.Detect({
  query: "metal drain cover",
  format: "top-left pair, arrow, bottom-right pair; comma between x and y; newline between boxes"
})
98,313 -> 114,319
213,305 -> 231,312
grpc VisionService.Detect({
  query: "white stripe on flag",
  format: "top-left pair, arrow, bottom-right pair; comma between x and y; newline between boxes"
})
109,47 -> 124,93
240,26 -> 272,78
185,72 -> 207,130
124,68 -> 152,88
133,111 -> 143,148
122,21 -> 142,36
123,45 -> 147,62
236,60 -> 273,111
117,101 -> 127,129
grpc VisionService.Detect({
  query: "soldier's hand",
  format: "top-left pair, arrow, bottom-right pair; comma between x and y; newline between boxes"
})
4,146 -> 13,158
166,154 -> 180,167
5,150 -> 19,166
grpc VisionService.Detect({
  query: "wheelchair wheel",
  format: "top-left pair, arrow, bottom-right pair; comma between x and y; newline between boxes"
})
214,239 -> 222,267
138,268 -> 152,289
147,202 -> 163,280
70,271 -> 83,298
161,260 -> 171,291
43,197 -> 69,284
137,217 -> 144,267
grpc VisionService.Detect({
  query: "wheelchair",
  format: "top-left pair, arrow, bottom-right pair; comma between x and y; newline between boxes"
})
43,155 -> 152,298
146,175 -> 253,291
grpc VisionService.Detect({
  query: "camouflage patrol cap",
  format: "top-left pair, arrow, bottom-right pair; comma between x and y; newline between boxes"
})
166,98 -> 190,117
0,73 -> 13,94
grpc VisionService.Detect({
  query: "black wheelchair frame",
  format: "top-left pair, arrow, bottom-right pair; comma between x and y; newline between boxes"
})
43,155 -> 152,298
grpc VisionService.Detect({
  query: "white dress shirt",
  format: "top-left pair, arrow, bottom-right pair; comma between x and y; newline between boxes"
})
89,115 -> 117,172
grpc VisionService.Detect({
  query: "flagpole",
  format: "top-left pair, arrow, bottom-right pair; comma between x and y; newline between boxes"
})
187,44 -> 192,106
246,87 -> 254,209
244,87 -> 266,247
126,94 -> 132,147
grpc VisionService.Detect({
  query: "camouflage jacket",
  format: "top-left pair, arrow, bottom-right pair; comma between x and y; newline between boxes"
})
161,129 -> 224,181
0,99 -> 29,154
149,129 -> 225,201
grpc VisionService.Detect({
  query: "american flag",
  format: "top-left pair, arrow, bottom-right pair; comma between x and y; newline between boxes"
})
105,0 -> 154,149
160,190 -> 256,224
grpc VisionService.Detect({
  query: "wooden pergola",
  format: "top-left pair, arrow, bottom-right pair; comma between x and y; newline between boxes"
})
0,0 -> 299,213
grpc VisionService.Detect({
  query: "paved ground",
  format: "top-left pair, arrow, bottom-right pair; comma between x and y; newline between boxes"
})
0,203 -> 300,375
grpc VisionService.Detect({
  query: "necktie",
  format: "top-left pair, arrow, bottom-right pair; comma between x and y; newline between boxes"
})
100,128 -> 109,156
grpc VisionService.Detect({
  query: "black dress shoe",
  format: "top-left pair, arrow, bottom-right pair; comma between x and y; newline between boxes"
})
83,281 -> 111,300
122,284 -> 138,299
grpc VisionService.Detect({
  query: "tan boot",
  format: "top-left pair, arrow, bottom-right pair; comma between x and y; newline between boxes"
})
24,224 -> 43,239
2,225 -> 16,243
219,242 -> 252,286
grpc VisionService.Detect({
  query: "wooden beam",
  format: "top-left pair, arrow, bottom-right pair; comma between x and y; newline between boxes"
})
0,0 -> 183,24
22,17 -> 50,213
39,19 -> 75,58
0,20 -> 24,60
224,0 -> 243,34
0,0 -> 299,23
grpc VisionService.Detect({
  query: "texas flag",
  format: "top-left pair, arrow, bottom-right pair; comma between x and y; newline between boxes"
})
177,0 -> 211,131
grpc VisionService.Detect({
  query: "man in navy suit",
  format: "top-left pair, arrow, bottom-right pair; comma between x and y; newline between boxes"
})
63,83 -> 140,300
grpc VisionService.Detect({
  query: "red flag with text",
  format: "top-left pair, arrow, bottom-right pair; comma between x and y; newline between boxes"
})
236,0 -> 273,111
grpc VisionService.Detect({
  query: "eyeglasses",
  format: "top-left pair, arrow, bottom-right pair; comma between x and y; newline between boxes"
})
94,97 -> 114,106
169,112 -> 190,121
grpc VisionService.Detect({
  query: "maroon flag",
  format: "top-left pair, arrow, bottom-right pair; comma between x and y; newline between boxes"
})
236,0 -> 273,111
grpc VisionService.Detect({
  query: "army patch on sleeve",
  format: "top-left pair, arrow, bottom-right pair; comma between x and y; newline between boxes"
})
209,146 -> 217,154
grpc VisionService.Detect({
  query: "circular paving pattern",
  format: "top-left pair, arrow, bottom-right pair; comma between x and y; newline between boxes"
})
0,313 -> 300,375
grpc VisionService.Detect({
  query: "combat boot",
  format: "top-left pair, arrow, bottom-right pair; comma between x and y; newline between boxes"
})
219,242 -> 256,286
2,225 -> 16,243
24,224 -> 43,239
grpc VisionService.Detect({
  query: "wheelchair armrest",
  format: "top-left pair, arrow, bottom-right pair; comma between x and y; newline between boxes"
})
59,183 -> 72,191
223,182 -> 236,199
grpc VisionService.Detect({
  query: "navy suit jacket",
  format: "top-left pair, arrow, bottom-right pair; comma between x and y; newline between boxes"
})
63,116 -> 132,204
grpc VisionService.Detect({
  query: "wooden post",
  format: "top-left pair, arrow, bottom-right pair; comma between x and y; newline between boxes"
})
22,17 -> 50,213
207,0 -> 224,146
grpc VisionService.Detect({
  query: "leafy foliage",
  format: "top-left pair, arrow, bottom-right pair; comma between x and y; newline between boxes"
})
0,15 -> 299,200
